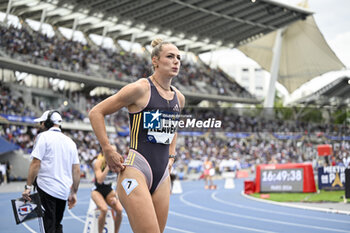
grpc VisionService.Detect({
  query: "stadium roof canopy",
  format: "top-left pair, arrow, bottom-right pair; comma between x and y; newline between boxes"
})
296,76 -> 350,107
1,0 -> 312,54
238,15 -> 345,93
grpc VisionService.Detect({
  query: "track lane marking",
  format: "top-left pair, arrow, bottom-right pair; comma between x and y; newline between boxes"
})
166,225 -> 195,233
68,207 -> 194,232
242,190 -> 350,216
180,191 -> 350,233
211,191 -> 350,224
169,211 -> 276,233
23,223 -> 37,233
67,208 -> 85,223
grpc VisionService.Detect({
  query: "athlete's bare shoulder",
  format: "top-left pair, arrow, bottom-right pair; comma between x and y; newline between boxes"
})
121,78 -> 149,99
123,78 -> 151,111
132,78 -> 149,93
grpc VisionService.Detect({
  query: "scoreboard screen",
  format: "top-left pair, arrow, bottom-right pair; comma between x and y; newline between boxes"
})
255,163 -> 316,193
260,168 -> 304,192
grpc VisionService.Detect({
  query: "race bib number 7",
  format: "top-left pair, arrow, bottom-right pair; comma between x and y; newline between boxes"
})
121,178 -> 138,196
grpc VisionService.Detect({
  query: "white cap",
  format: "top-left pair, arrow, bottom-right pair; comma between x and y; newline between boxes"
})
34,110 -> 63,125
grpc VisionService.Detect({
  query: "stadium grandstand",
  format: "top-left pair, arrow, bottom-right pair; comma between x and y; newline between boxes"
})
0,1 -> 350,232
296,76 -> 350,107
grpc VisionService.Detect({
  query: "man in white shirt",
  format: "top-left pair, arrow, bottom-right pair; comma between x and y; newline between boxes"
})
22,110 -> 80,233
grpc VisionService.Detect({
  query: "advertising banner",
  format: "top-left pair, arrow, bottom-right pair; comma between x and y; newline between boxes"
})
318,166 -> 346,190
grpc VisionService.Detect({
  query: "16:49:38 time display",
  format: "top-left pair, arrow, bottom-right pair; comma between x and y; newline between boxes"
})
261,169 -> 303,182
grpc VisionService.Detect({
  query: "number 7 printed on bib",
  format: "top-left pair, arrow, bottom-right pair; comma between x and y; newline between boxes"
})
122,178 -> 139,196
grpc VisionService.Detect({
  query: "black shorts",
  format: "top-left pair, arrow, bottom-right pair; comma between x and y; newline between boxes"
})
93,183 -> 113,199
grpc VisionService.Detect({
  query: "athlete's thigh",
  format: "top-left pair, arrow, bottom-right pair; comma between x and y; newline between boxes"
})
91,190 -> 108,211
152,176 -> 171,233
117,167 -> 160,233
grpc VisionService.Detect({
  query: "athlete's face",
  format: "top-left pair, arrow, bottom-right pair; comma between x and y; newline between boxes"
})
154,44 -> 181,77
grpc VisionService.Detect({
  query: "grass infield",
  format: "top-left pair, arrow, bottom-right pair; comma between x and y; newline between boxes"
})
251,189 -> 350,203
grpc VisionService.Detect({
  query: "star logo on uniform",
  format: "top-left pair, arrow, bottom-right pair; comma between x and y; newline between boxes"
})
151,110 -> 162,122
143,110 -> 162,129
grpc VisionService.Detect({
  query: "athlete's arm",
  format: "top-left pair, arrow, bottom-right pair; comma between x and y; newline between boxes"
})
169,133 -> 177,157
94,159 -> 109,184
168,89 -> 185,168
89,79 -> 149,173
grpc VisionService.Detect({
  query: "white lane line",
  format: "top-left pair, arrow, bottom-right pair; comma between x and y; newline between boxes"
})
166,225 -> 195,233
180,191 -> 350,233
212,191 -> 349,224
22,209 -> 87,232
63,215 -> 86,220
67,208 -> 85,223
242,191 -> 350,216
169,211 -> 276,233
67,208 -> 191,233
67,209 -> 128,221
23,223 -> 37,233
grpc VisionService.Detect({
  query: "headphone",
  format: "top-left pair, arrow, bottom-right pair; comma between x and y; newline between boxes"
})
44,110 -> 61,129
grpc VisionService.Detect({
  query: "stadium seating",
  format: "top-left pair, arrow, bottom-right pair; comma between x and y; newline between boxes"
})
0,23 -> 253,99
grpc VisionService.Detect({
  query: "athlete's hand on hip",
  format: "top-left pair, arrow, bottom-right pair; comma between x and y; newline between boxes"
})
103,145 -> 125,173
168,158 -> 175,173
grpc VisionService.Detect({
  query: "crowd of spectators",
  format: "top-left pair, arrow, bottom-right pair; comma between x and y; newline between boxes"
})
1,122 -> 349,181
0,83 -> 88,123
0,84 -> 34,117
182,107 -> 350,136
3,80 -> 348,140
2,87 -> 350,178
0,23 -> 253,99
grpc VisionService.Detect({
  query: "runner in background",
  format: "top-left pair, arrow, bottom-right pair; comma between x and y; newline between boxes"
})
91,146 -> 123,233
203,157 -> 216,189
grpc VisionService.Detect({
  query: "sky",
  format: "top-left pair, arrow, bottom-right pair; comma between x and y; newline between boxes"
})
307,0 -> 350,67
200,0 -> 350,102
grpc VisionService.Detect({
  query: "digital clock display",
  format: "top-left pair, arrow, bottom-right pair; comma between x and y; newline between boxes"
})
260,168 -> 304,192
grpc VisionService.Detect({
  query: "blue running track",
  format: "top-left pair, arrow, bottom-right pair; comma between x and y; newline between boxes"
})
1,179 -> 350,233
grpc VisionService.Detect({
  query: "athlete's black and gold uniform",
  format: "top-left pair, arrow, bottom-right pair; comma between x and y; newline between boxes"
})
125,78 -> 180,194
92,154 -> 117,198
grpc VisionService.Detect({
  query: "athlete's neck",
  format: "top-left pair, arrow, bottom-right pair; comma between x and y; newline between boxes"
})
151,75 -> 171,92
